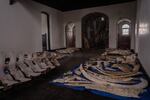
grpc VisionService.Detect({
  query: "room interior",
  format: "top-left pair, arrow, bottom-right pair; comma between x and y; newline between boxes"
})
0,0 -> 150,100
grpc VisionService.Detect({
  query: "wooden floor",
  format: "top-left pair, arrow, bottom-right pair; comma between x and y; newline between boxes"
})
0,49 -> 116,100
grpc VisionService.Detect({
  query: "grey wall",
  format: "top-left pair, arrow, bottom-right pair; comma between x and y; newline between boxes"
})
0,0 -> 64,53
136,0 -> 150,77
62,2 -> 137,49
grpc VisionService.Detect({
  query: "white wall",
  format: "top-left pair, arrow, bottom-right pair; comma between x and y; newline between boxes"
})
136,0 -> 150,77
30,1 -> 65,50
0,0 -> 64,53
62,2 -> 137,49
0,0 -> 137,53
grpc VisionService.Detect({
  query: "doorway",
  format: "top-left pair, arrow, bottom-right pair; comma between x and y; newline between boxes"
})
41,12 -> 50,51
82,12 -> 109,49
117,19 -> 131,50
65,22 -> 76,48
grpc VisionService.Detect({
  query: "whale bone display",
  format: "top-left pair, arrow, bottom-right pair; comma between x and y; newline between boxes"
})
52,49 -> 148,98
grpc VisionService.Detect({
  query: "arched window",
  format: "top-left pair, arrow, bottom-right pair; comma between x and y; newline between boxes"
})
82,12 -> 109,49
65,22 -> 76,48
122,24 -> 130,35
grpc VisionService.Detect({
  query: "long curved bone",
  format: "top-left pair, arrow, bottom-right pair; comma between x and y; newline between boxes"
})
79,64 -> 148,89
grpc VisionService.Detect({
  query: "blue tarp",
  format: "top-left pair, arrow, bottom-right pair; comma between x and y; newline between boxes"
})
49,64 -> 150,100
50,81 -> 150,100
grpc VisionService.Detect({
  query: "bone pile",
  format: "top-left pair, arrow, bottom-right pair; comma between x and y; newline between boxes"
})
53,49 -> 148,98
56,48 -> 79,54
0,51 -> 61,90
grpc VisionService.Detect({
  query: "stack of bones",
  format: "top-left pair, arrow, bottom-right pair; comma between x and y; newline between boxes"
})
0,51 -> 61,90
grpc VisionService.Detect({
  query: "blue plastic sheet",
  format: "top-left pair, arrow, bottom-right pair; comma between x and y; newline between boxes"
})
50,64 -> 150,100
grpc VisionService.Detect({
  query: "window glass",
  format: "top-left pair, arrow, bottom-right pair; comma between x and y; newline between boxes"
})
122,24 -> 130,28
122,24 -> 130,35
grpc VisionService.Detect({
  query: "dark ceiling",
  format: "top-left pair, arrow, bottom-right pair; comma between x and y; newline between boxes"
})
34,0 -> 136,12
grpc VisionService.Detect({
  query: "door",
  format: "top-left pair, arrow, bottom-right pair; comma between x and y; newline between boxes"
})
118,20 -> 131,50
41,12 -> 50,51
